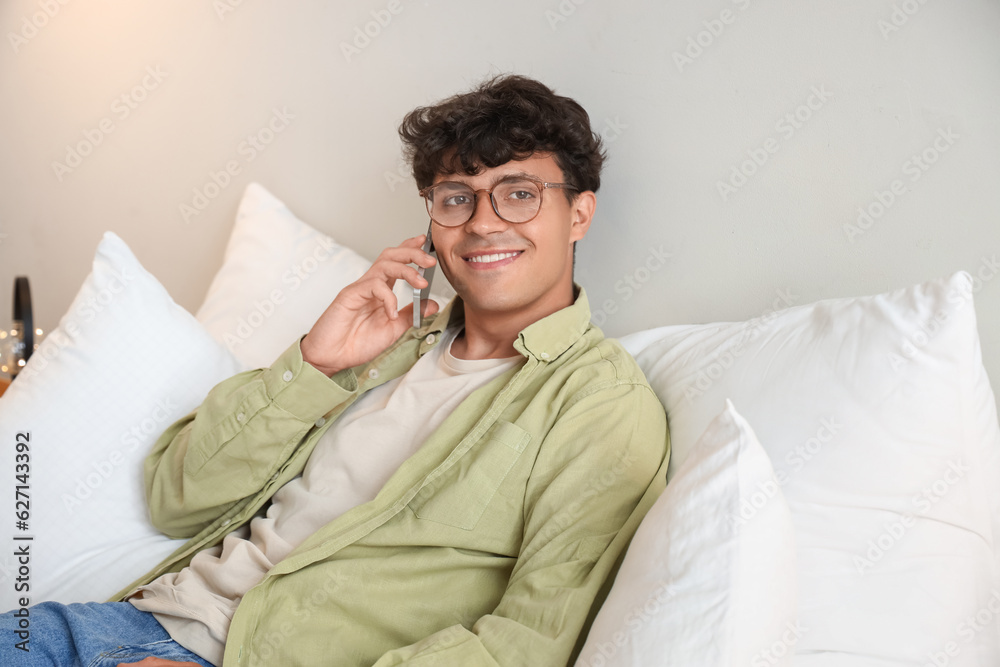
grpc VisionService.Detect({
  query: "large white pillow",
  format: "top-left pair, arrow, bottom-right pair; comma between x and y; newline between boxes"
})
0,232 -> 246,609
196,182 -> 446,369
576,399 -> 797,667
619,271 -> 1000,665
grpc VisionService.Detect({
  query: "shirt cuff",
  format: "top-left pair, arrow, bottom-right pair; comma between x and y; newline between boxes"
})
261,336 -> 358,422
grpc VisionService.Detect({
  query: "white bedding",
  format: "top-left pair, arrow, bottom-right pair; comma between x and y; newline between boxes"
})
1,182 -> 997,665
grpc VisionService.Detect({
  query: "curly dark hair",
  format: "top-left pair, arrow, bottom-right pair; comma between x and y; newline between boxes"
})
398,74 -> 606,200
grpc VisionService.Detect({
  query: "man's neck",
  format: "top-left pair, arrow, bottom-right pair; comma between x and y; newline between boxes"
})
449,286 -> 576,360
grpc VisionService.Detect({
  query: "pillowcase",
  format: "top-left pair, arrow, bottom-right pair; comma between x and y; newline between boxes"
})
619,271 -> 1000,665
196,182 -> 446,369
576,399 -> 797,667
0,232 -> 246,608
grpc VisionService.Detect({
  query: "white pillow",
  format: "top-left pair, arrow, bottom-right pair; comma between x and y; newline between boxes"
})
619,271 -> 1000,665
196,182 -> 446,369
0,232 -> 246,608
576,399 -> 797,667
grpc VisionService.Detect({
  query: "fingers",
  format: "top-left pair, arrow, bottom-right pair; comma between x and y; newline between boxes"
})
336,234 -> 438,318
363,261 -> 428,291
335,235 -> 434,311
337,276 -> 401,320
367,236 -> 437,291
378,235 -> 436,269
368,279 -> 399,321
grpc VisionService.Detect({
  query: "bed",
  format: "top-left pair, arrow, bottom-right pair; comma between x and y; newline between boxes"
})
1,182 -> 998,666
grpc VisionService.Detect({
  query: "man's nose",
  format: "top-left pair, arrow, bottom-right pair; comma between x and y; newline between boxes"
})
465,191 -> 510,235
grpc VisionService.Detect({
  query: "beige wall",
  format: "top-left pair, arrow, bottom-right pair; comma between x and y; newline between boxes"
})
2,0 -> 999,387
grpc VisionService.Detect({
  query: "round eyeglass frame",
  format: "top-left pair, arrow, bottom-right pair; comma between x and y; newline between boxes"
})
418,176 -> 579,227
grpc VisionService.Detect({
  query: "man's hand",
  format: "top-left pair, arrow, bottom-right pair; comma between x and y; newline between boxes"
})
300,234 -> 439,376
116,658 -> 202,667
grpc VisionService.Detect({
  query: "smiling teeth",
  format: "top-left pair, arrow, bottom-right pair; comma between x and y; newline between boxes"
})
467,252 -> 519,263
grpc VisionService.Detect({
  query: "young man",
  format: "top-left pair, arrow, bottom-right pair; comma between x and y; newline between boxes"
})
2,74 -> 669,667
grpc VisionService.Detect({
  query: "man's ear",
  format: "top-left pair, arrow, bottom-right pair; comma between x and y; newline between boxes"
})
569,191 -> 596,243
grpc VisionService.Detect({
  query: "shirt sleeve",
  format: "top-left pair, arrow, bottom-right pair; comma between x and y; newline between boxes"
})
370,380 -> 670,667
144,337 -> 359,539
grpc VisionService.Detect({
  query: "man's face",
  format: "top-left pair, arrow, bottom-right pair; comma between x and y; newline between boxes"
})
428,153 -> 595,323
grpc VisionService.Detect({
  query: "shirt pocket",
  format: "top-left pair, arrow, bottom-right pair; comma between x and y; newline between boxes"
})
408,420 -> 531,530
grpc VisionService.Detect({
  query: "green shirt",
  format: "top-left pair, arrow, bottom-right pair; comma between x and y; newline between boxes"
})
113,287 -> 670,666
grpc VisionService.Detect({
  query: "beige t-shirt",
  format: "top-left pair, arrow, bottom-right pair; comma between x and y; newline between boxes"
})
130,328 -> 521,665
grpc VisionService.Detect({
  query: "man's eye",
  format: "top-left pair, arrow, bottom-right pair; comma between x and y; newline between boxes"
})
507,189 -> 535,200
442,194 -> 472,207
497,181 -> 538,201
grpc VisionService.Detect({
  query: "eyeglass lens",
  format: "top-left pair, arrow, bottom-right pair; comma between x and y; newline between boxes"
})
426,179 -> 542,226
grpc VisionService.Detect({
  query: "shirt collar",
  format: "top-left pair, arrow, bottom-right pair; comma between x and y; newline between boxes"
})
421,284 -> 592,363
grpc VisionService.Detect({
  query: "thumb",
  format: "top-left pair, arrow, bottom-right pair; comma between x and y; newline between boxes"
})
400,298 -> 440,329
419,298 -> 441,319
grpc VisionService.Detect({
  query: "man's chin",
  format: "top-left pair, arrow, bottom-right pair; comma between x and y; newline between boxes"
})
458,294 -> 522,315
453,285 -> 532,317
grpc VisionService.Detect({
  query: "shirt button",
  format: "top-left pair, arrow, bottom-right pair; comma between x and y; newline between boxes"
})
236,412 -> 245,422
221,519 -> 231,527
425,333 -> 436,345
315,417 -> 326,427
269,473 -> 278,482
282,370 -> 293,382
540,352 -> 550,360
368,368 -> 379,380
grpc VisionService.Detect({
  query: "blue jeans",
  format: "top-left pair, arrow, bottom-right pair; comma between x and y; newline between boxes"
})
0,601 -> 214,667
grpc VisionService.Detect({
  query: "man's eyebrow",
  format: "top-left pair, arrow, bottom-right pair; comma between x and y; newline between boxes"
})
491,171 -> 536,182
437,171 -> 539,187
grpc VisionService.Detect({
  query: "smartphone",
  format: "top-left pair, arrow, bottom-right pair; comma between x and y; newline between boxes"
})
413,219 -> 436,328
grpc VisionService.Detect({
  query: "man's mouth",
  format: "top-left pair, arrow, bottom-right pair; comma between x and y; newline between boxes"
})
464,251 -> 523,264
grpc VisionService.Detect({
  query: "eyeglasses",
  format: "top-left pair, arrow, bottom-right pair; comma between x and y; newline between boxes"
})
418,175 -> 578,227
